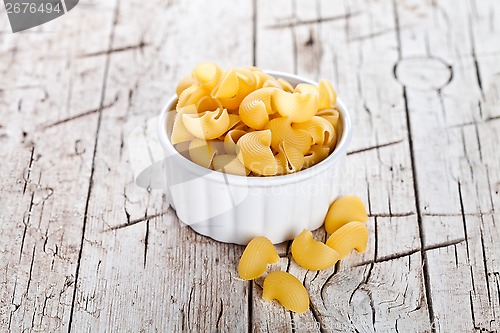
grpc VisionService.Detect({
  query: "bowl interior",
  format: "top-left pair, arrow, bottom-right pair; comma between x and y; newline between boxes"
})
158,70 -> 352,187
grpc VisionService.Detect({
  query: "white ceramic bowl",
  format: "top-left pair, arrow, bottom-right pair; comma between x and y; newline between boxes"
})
158,71 -> 352,245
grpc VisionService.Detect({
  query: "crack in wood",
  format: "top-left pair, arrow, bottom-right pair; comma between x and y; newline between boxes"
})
266,12 -> 361,29
23,147 -> 35,195
43,98 -> 118,129
247,280 -> 253,333
103,209 -> 171,232
347,139 -> 404,155
67,1 -> 121,331
78,41 -> 150,58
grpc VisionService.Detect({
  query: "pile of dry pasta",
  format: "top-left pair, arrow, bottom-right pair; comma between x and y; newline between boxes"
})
170,62 -> 341,176
238,195 -> 369,313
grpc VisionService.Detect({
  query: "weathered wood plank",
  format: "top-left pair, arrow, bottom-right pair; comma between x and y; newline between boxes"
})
395,0 -> 500,331
66,0 -> 254,331
0,2 -> 117,332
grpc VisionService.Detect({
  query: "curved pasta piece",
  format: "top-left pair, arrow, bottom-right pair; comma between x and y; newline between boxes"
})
174,141 -> 191,159
262,271 -> 309,313
272,89 -> 319,123
237,130 -> 278,176
238,236 -> 279,280
224,129 -> 247,154
176,84 -> 199,110
316,108 -> 340,129
292,116 -> 336,147
213,154 -> 250,176
326,221 -> 369,258
235,67 -> 256,86
170,105 -> 198,144
196,96 -> 222,113
318,79 -> 337,110
192,62 -> 223,91
212,68 -> 239,99
303,145 -> 330,168
219,73 -> 259,110
182,108 -> 230,140
188,139 -> 221,168
268,117 -> 312,154
277,78 -> 294,93
324,195 -> 368,234
176,75 -> 198,97
239,88 -> 277,130
262,78 -> 282,89
291,229 -> 340,270
275,141 -> 304,175
294,83 -> 319,96
253,71 -> 275,88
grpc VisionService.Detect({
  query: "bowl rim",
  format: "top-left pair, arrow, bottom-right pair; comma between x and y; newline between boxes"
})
158,70 -> 352,187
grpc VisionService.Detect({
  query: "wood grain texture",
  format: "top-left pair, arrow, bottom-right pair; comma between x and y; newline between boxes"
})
0,0 -> 499,332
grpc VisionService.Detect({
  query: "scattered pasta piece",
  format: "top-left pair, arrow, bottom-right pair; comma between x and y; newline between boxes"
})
238,236 -> 279,280
326,221 -> 369,258
262,271 -> 310,313
291,230 -> 340,271
237,130 -> 278,176
324,195 -> 368,234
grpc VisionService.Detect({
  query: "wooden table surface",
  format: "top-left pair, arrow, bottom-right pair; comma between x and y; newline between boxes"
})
1,0 -> 499,332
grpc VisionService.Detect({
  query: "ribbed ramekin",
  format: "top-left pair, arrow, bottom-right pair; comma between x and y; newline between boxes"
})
158,71 -> 352,245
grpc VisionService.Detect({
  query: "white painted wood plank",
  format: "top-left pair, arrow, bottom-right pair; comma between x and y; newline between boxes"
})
0,2 -> 116,331
67,0 -> 255,331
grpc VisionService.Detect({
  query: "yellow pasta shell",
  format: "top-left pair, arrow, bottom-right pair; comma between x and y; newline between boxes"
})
292,116 -> 335,147
268,117 -> 312,154
316,108 -> 340,129
192,62 -> 223,91
277,78 -> 294,92
174,141 -> 190,159
318,79 -> 337,110
213,154 -> 249,176
238,236 -> 279,280
294,83 -> 319,96
272,89 -> 319,123
182,108 -> 230,140
275,141 -> 304,175
170,105 -> 198,145
303,145 -> 330,168
291,229 -> 340,271
262,271 -> 309,314
324,195 -> 368,234
188,139 -> 221,168
176,75 -> 198,97
326,221 -> 369,258
176,84 -> 199,110
219,73 -> 258,110
224,129 -> 246,155
212,68 -> 239,99
196,96 -> 222,113
262,78 -> 282,89
237,130 -> 278,176
239,87 -> 277,130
